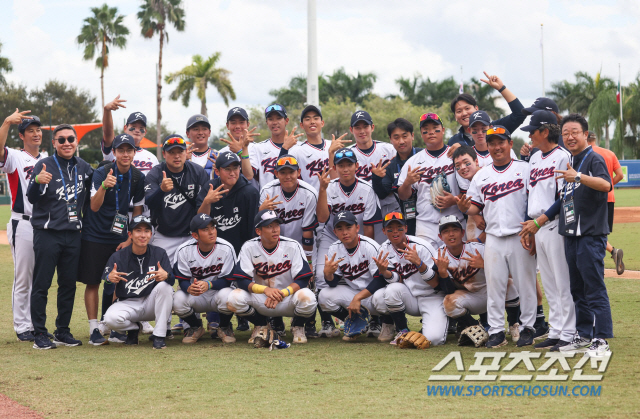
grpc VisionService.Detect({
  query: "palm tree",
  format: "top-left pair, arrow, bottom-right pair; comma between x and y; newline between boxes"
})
77,4 -> 129,110
138,0 -> 186,159
0,40 -> 12,86
165,53 -> 236,117
324,67 -> 377,105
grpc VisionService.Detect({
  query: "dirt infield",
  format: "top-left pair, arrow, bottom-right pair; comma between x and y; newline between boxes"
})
614,207 -> 640,224
0,394 -> 42,418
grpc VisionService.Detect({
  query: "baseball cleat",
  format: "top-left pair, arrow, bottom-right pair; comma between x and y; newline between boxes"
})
182,326 -> 205,344
171,321 -> 184,333
292,326 -> 307,344
342,334 -> 359,342
207,321 -> 219,332
612,248 -> 625,275
98,321 -> 111,336
534,337 -> 559,350
549,339 -> 571,352
33,333 -> 56,350
17,331 -> 35,342
125,328 -> 139,346
108,330 -> 127,344
53,332 -> 82,347
559,335 -> 591,354
586,338 -> 611,357
141,321 -> 154,334
318,321 -> 340,338
508,323 -> 520,343
533,321 -> 549,341
217,326 -> 236,344
367,322 -> 381,338
269,317 -> 286,338
89,328 -> 109,346
486,331 -> 508,348
236,317 -> 250,332
516,327 -> 535,347
151,335 -> 167,350
248,326 -> 268,344
390,329 -> 409,345
305,323 -> 319,338
377,323 -> 395,342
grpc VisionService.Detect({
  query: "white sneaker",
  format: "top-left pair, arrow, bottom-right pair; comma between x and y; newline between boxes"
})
508,323 -> 520,343
98,321 -> 110,336
378,323 -> 395,342
559,335 -> 591,354
367,322 -> 381,338
586,338 -> 611,357
248,326 -> 267,344
140,321 -> 154,334
292,326 -> 307,344
318,321 -> 340,338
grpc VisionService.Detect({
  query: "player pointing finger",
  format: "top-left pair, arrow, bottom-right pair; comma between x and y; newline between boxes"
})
108,263 -> 128,284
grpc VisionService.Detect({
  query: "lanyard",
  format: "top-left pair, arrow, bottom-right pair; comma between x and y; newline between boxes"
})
53,154 -> 78,203
564,147 -> 593,199
114,167 -> 132,213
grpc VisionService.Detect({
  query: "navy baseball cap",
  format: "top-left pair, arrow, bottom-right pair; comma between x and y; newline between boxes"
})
215,150 -> 241,168
383,212 -> 406,228
520,110 -> 559,132
162,134 -> 187,151
265,103 -> 287,119
438,215 -> 463,232
190,213 -> 216,232
334,147 -> 357,164
468,110 -> 491,127
522,97 -> 559,115
351,110 -> 373,127
186,114 -> 211,131
486,125 -> 512,142
130,215 -> 153,231
276,154 -> 299,172
227,107 -> 249,122
301,105 -> 323,122
112,133 -> 136,149
18,115 -> 42,133
333,210 -> 358,228
126,112 -> 147,127
254,209 -> 283,229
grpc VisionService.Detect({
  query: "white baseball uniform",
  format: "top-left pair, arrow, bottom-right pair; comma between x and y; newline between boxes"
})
102,142 -> 159,174
528,146 -> 576,341
467,159 -> 537,334
398,147 -> 464,248
249,139 -> 292,190
172,237 -> 237,319
227,237 -> 317,318
288,139 -> 332,191
317,235 -> 387,317
1,147 -> 43,334
190,148 -> 217,178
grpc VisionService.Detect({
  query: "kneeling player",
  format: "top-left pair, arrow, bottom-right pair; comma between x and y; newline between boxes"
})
172,214 -> 237,344
228,210 -> 317,344
318,211 -> 392,342
103,216 -> 174,350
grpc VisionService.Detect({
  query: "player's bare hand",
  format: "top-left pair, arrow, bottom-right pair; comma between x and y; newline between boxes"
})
116,237 -> 131,251
398,243 -> 422,267
431,248 -> 450,278
316,167 -> 330,191
519,220 -> 540,237
104,95 -> 127,112
108,263 -> 128,284
4,108 -> 32,126
264,287 -> 283,302
328,133 -> 350,153
370,159 -> 390,178
35,163 -> 52,184
520,143 -> 531,157
241,127 -> 260,148
264,296 -> 280,309
283,126 -> 304,150
187,279 -> 208,296
324,253 -> 343,279
207,150 -> 218,165
455,194 -> 472,213
160,171 -> 174,192
446,143 -> 461,158
204,184 -> 229,205
371,251 -> 390,276
405,165 -> 426,185
103,168 -> 117,189
185,142 -> 194,160
555,163 -> 577,183
471,214 -> 486,231
480,71 -> 505,91
435,191 -> 457,209
461,249 -> 484,269
147,262 -> 168,282
347,298 -> 362,318
259,193 -> 283,211
520,233 -> 536,255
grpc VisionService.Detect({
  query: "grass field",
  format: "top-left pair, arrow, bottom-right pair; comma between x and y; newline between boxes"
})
0,241 -> 639,418
614,187 -> 640,208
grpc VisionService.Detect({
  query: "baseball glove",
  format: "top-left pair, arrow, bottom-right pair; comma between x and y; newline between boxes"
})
343,306 -> 371,338
253,328 -> 278,348
458,325 -> 489,348
397,331 -> 431,349
430,172 -> 451,210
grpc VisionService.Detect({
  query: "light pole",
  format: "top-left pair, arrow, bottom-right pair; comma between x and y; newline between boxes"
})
47,99 -> 53,156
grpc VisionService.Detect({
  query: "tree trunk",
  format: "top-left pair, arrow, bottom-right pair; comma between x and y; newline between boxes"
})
100,37 -> 106,110
605,122 -> 610,150
200,98 -> 207,117
156,28 -> 164,160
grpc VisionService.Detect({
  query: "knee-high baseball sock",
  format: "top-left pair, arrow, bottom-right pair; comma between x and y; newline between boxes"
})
505,300 -> 520,326
479,312 -> 489,328
457,310 -> 477,329
370,315 -> 381,325
219,313 -> 233,329
206,311 -> 220,324
100,290 -> 114,320
534,305 -> 546,326
292,315 -> 312,327
327,307 -> 350,322
305,307 -> 317,327
317,304 -> 334,325
182,312 -> 203,328
241,307 -> 268,326
380,314 -> 394,325
389,310 -> 408,331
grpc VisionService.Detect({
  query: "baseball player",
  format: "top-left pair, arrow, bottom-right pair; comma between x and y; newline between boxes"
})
457,126 -> 538,348
172,214 -> 237,344
228,210 -> 317,344
518,111 -> 576,351
317,211 -> 392,342
464,110 -> 517,168
397,113 -> 464,248
103,216 -> 174,350
215,107 -> 259,187
376,212 -> 447,345
0,109 -> 45,342
184,114 -> 217,177
451,146 -> 486,243
316,148 -> 382,336
145,134 -> 209,262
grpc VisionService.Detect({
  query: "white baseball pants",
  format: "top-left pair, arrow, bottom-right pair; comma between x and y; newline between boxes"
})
172,287 -> 234,317
8,218 -> 35,334
151,232 -> 191,264
318,285 -> 386,316
443,286 -> 488,318
227,288 -> 317,318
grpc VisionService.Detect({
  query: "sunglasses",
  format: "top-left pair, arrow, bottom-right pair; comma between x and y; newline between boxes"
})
384,212 -> 404,222
487,127 -> 507,136
335,150 -> 355,159
277,156 -> 298,166
128,126 -> 146,133
132,215 -> 151,224
55,136 -> 76,144
164,137 -> 186,146
265,105 -> 284,114
420,113 -> 441,122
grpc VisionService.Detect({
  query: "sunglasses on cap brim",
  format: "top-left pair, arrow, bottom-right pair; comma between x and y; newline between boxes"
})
335,150 -> 355,159
277,156 -> 298,166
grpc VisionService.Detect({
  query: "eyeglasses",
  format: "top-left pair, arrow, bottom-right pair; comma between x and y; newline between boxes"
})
562,129 -> 584,138
128,126 -> 146,133
487,127 -> 507,136
334,150 -> 355,159
470,128 -> 489,135
384,212 -> 404,222
265,105 -> 284,114
455,162 -> 473,171
420,113 -> 441,122
277,156 -> 298,166
164,137 -> 186,146
55,136 -> 76,144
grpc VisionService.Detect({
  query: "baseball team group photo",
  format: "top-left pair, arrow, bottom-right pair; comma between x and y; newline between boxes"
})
1,1 -> 640,418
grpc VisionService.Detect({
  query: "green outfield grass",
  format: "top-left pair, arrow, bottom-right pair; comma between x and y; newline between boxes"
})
0,245 -> 639,418
613,187 -> 640,208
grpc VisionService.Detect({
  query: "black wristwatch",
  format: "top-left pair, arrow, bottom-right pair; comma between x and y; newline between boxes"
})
498,85 -> 507,93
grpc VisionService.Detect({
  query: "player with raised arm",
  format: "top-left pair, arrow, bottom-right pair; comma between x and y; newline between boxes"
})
215,107 -> 259,187
464,110 -> 517,168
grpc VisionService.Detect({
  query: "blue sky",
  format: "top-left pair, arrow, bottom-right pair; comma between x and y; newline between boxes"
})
2,0 -> 639,134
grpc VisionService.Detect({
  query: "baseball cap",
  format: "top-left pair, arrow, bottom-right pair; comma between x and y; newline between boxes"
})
301,105 -> 323,122
520,110 -> 558,132
265,103 -> 287,119
190,213 -> 216,233
333,210 -> 358,228
486,125 -> 512,142
438,215 -> 463,232
130,215 -> 153,231
162,134 -> 187,151
215,150 -> 241,168
383,212 -> 406,228
112,133 -> 136,149
227,107 -> 249,122
254,209 -> 283,229
419,112 -> 443,127
334,147 -> 357,164
18,115 -> 42,133
276,155 -> 299,172
522,97 -> 559,115
351,110 -> 373,127
468,111 -> 491,127
126,112 -> 147,127
186,114 -> 211,131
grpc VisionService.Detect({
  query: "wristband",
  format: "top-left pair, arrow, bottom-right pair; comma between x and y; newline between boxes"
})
533,219 -> 541,229
302,236 -> 314,247
35,175 -> 39,184
251,284 -> 267,294
280,286 -> 294,297
417,261 -> 424,270
477,237 -> 483,244
236,150 -> 242,156
498,85 -> 506,93
207,281 -> 212,290
241,155 -> 249,159
101,181 -> 108,190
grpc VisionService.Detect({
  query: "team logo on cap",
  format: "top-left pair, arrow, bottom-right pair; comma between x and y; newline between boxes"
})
196,116 -> 204,121
134,112 -> 143,119
473,113 -> 482,119
232,108 -> 240,113
355,112 -> 363,118
224,152 -> 235,159
199,214 -> 208,220
337,212 -> 347,219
